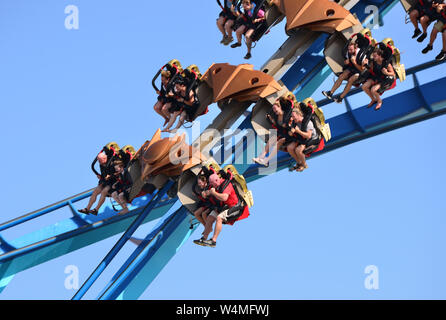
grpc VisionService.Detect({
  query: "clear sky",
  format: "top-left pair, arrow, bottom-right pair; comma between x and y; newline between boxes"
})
0,0 -> 445,300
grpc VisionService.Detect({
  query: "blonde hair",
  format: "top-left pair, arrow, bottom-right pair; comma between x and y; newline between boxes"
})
161,70 -> 171,79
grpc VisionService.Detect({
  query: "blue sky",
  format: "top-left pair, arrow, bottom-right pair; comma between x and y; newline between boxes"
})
0,0 -> 445,299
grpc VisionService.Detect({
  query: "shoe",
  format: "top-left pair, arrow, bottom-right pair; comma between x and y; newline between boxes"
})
412,28 -> 422,39
193,237 -> 207,246
78,208 -> 90,214
244,53 -> 252,59
322,91 -> 333,100
220,35 -> 228,44
436,50 -> 446,61
422,44 -> 433,54
223,37 -> 233,45
230,42 -> 242,48
89,209 -> 98,216
202,239 -> 216,248
417,33 -> 427,43
334,96 -> 343,104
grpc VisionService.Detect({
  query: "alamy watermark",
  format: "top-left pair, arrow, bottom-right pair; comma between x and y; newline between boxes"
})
64,265 -> 80,290
364,265 -> 379,290
65,5 -> 79,30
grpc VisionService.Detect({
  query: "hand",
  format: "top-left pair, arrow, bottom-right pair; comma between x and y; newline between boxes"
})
156,90 -> 160,95
210,188 -> 216,194
105,175 -> 110,180
201,191 -> 208,198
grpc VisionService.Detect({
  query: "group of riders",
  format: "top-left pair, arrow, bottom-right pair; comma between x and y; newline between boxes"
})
78,1 -> 445,247
409,0 -> 446,60
216,0 -> 268,60
322,31 -> 401,111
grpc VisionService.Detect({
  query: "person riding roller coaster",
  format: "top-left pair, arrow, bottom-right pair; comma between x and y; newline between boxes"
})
193,169 -> 248,248
252,97 -> 294,167
162,68 -> 202,133
230,0 -> 267,59
78,143 -> 120,215
110,160 -> 133,215
361,44 -> 397,111
153,61 -> 183,126
191,167 -> 215,228
286,105 -> 322,172
217,0 -> 241,45
322,33 -> 372,104
409,0 -> 443,43
422,1 -> 446,61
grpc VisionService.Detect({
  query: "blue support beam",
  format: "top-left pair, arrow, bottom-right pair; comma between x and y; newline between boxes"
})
72,181 -> 173,300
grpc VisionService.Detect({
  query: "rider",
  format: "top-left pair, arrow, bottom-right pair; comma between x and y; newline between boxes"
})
322,42 -> 367,104
422,1 -> 446,60
252,98 -> 293,167
409,0 -> 439,42
194,172 -> 239,248
230,0 -> 266,59
154,70 -> 173,125
110,160 -> 133,215
286,107 -> 319,172
361,47 -> 396,111
217,0 -> 239,45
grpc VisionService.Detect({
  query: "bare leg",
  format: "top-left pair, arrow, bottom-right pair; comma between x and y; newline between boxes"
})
420,15 -> 430,34
94,185 -> 110,211
410,11 -> 420,30
330,71 -> 351,95
172,111 -> 187,131
371,84 -> 383,110
211,216 -> 224,242
118,193 -> 129,214
217,16 -> 227,37
161,103 -> 172,120
362,79 -> 375,102
202,214 -> 217,240
294,144 -> 307,170
263,138 -> 285,163
194,207 -> 206,226
235,25 -> 246,44
163,111 -> 181,132
245,29 -> 254,54
428,28 -> 439,46
225,20 -> 234,40
340,74 -> 359,99
85,185 -> 103,210
286,142 -> 300,164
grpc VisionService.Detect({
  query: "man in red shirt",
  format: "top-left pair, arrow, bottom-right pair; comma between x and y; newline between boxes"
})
194,173 -> 239,248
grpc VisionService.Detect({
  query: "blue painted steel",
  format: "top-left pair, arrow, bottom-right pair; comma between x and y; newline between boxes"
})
98,206 -> 191,300
0,189 -> 93,233
72,180 -> 173,300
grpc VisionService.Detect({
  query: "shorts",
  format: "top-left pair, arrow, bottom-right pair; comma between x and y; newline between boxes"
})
168,101 -> 183,113
210,209 -> 229,222
342,64 -> 360,75
219,10 -> 236,21
434,20 -> 445,33
410,4 -> 436,20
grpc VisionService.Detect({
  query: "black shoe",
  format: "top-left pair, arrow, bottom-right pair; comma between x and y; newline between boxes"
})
322,90 -> 333,100
230,42 -> 242,48
202,239 -> 216,248
334,96 -> 343,104
193,237 -> 207,246
436,50 -> 446,61
417,33 -> 427,43
422,44 -> 433,54
244,53 -> 252,59
412,28 -> 422,39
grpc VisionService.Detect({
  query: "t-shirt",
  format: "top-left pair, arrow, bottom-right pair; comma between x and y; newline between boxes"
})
221,183 -> 239,208
296,119 -> 318,141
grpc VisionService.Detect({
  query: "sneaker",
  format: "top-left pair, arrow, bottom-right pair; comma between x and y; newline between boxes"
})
220,35 -> 228,44
417,33 -> 427,43
202,239 -> 216,248
223,36 -> 233,45
436,50 -> 446,61
322,90 -> 333,100
230,42 -> 242,48
193,237 -> 207,246
412,28 -> 422,39
334,96 -> 343,104
422,44 -> 433,54
244,52 -> 252,59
